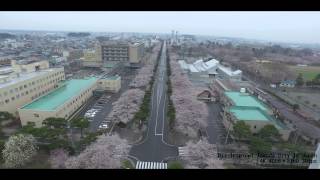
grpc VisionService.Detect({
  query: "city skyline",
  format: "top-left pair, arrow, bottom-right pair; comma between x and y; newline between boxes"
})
1,11 -> 320,44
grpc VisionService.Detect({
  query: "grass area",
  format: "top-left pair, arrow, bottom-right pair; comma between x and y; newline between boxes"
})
285,91 -> 320,110
168,161 -> 184,169
121,159 -> 135,169
289,65 -> 320,81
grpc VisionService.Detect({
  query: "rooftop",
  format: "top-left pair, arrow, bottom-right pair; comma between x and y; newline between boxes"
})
224,91 -> 269,112
230,106 -> 269,121
21,77 -> 97,111
218,65 -> 242,76
229,106 -> 286,129
0,68 -> 63,89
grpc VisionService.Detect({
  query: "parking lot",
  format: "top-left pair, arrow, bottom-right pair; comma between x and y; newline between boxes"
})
75,66 -> 137,133
82,94 -> 113,131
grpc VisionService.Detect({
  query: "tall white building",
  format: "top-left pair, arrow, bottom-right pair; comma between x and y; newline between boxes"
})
0,60 -> 65,116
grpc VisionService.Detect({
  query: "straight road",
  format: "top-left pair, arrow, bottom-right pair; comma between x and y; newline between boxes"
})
129,41 -> 178,162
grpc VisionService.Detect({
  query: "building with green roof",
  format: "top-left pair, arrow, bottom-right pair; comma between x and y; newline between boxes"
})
224,91 -> 269,112
18,77 -> 98,127
222,90 -> 290,140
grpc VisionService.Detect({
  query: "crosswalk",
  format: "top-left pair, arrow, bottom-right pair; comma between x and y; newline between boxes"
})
135,161 -> 167,169
178,147 -> 187,156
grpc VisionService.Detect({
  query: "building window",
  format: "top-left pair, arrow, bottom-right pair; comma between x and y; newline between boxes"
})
34,114 -> 40,118
5,99 -> 9,103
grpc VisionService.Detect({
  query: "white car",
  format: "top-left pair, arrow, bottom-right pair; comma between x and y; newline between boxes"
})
99,124 -> 108,129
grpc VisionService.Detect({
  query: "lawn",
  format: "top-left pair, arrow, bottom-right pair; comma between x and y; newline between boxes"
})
289,65 -> 320,81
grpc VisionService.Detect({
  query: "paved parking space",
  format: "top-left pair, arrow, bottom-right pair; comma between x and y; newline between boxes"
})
75,66 -> 137,133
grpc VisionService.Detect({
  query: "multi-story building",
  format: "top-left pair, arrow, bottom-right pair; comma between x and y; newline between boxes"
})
128,42 -> 145,64
82,46 -> 102,68
101,41 -> 129,63
18,77 -> 98,127
82,41 -> 144,69
221,90 -> 291,140
0,60 -> 65,116
97,75 -> 121,93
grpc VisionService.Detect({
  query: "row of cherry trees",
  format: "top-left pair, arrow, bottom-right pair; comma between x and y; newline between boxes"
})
48,134 -> 131,169
129,44 -> 161,89
168,50 -> 209,139
107,44 -> 162,125
107,89 -> 145,124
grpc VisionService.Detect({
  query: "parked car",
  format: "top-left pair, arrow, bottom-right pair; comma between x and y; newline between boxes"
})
99,124 -> 108,129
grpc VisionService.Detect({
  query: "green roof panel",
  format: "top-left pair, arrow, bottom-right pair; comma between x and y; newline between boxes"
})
21,77 -> 97,111
224,91 -> 269,111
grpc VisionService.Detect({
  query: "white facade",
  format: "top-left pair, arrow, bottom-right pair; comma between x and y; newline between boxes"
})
0,60 -> 65,116
178,58 -> 242,81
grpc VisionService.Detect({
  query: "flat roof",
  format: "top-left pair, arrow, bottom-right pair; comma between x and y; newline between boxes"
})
229,106 -> 285,129
230,106 -> 269,121
0,68 -> 63,89
21,77 -> 97,111
225,91 -> 269,111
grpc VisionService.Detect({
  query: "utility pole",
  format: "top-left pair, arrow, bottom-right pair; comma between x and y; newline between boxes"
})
225,122 -> 232,145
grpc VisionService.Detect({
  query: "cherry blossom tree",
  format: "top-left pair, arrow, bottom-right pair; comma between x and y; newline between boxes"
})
2,134 -> 38,168
49,148 -> 69,169
167,52 -> 209,139
107,89 -> 145,124
129,64 -> 155,88
129,45 -> 161,89
65,134 -> 130,169
181,140 -> 224,169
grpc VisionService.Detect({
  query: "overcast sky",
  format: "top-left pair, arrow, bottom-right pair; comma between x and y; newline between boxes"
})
1,11 -> 320,44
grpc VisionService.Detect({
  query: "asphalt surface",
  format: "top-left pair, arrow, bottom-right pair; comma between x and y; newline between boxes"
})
129,42 -> 179,162
206,102 -> 231,144
76,66 -> 136,132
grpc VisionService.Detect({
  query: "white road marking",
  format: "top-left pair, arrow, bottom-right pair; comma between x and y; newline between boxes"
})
136,161 -> 167,169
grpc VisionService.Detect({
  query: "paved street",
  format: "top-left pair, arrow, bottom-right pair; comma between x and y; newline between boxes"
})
129,42 -> 178,162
